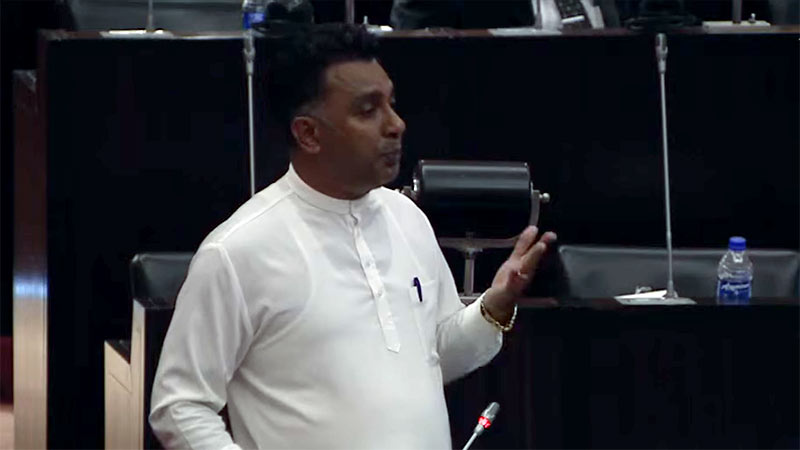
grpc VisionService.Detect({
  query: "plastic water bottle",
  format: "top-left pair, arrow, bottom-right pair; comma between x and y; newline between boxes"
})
242,0 -> 266,30
716,236 -> 753,304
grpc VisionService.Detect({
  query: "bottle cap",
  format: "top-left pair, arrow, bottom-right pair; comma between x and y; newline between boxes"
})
729,236 -> 746,251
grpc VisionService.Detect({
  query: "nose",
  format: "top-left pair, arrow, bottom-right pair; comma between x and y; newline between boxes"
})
384,105 -> 406,138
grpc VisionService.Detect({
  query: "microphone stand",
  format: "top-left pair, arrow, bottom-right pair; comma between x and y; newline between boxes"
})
616,34 -> 694,305
462,402 -> 500,450
146,0 -> 154,32
462,433 -> 479,450
656,33 -> 693,304
244,29 -> 257,197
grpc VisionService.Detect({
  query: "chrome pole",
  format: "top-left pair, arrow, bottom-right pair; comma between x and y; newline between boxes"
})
244,29 -> 257,197
656,33 -> 677,299
146,0 -> 154,31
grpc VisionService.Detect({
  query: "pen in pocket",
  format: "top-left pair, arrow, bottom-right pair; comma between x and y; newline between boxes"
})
413,277 -> 423,302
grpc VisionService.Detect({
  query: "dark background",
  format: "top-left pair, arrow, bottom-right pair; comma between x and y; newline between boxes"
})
12,28 -> 799,448
3,0 -> 798,337
2,0 -> 798,447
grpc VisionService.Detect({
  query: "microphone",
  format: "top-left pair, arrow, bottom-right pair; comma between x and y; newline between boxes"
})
462,402 -> 500,450
655,33 -> 668,75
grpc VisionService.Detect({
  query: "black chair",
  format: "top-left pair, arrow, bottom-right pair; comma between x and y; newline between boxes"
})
129,252 -> 194,306
66,0 -> 241,31
105,252 -> 193,449
558,245 -> 800,299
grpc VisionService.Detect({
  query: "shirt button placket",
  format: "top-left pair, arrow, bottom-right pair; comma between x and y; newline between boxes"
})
351,210 -> 399,352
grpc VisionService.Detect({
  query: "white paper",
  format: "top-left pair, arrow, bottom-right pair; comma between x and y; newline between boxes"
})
614,290 -> 696,305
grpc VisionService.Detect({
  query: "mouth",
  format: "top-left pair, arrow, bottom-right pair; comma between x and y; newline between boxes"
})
380,147 -> 402,166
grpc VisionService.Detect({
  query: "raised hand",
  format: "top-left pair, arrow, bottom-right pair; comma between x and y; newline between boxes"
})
482,226 -> 557,324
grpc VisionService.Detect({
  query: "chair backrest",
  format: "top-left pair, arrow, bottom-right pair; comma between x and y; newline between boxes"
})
128,252 -> 195,449
558,245 -> 800,299
130,252 -> 194,306
66,0 -> 241,31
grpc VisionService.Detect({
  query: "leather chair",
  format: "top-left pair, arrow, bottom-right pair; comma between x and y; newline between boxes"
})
66,0 -> 241,31
129,252 -> 194,306
105,252 -> 193,449
558,245 -> 800,299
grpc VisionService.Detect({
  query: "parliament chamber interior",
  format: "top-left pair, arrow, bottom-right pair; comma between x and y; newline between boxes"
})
1,0 -> 798,448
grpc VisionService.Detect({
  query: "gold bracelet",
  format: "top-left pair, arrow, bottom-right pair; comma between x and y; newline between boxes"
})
479,297 -> 517,332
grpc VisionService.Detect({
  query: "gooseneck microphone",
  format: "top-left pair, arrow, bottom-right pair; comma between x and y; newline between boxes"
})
462,402 -> 500,450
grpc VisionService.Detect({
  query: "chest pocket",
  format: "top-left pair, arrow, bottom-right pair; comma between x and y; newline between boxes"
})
408,279 -> 440,365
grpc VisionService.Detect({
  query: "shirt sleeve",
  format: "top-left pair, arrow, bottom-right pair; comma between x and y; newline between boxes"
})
149,243 -> 254,450
433,249 -> 503,384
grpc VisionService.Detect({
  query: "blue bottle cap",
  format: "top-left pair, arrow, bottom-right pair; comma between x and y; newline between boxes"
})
729,236 -> 746,251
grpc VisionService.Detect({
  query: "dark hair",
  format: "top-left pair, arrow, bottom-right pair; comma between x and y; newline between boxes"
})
265,24 -> 379,145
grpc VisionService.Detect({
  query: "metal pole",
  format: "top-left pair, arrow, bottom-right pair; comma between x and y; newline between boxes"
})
244,29 -> 257,197
146,0 -> 154,31
656,33 -> 677,299
732,0 -> 743,23
463,250 -> 477,296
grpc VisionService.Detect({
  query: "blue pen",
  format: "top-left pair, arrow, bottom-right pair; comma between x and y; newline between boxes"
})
413,277 -> 423,302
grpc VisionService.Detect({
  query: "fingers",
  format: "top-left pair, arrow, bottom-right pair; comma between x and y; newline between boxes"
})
511,225 -> 539,258
539,231 -> 558,246
517,231 -> 557,277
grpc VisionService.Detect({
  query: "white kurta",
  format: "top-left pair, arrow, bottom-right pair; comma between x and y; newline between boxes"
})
149,166 -> 502,450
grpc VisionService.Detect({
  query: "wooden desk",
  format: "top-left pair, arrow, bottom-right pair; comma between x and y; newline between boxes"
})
447,297 -> 800,448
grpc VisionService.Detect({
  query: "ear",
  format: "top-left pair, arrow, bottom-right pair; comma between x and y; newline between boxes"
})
290,116 -> 321,155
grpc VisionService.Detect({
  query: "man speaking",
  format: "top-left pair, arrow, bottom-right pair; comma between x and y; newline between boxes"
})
149,23 -> 556,449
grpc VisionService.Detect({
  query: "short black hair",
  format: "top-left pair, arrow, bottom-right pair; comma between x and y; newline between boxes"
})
265,24 -> 379,145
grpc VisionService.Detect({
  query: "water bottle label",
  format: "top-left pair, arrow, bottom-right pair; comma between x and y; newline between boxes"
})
716,279 -> 751,303
243,11 -> 265,29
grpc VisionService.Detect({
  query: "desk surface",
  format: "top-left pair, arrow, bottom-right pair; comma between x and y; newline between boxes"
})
39,24 -> 800,41
519,296 -> 800,308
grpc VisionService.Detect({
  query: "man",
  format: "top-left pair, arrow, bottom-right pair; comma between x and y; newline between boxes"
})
150,23 -> 556,449
390,0 -> 621,30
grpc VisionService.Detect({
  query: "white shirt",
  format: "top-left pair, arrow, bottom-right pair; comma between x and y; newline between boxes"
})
149,165 -> 503,450
532,0 -> 604,29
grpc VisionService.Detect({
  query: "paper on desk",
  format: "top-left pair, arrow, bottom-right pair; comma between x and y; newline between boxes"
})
488,27 -> 561,37
100,30 -> 174,39
614,290 -> 696,305
615,290 -> 667,300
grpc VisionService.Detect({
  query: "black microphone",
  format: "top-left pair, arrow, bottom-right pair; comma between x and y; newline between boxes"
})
462,402 -> 500,450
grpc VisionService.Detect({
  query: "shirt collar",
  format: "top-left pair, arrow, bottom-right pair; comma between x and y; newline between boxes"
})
285,164 -> 379,215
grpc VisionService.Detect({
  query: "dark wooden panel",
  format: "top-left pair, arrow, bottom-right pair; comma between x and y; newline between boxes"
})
21,32 -> 251,448
372,32 -> 799,251
447,299 -> 800,449
1,0 -> 67,337
12,66 -> 49,449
